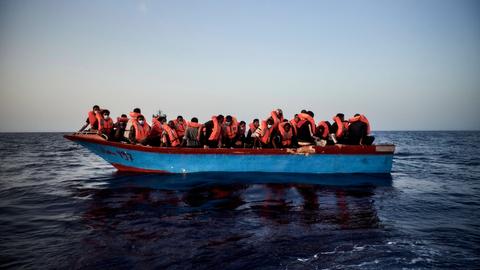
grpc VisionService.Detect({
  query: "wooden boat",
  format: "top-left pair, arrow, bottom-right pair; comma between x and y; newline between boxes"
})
64,133 -> 395,174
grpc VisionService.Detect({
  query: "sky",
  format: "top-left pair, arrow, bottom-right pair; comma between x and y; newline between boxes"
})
0,0 -> 479,132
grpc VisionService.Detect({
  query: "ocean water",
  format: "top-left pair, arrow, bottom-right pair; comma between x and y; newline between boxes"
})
0,131 -> 479,269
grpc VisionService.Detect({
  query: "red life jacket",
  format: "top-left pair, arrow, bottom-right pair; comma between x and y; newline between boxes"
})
162,124 -> 180,147
289,119 -> 298,134
260,120 -> 273,144
278,122 -> 293,146
224,116 -> 239,139
333,116 -> 344,138
317,121 -> 329,139
132,119 -> 151,141
298,113 -> 316,134
173,119 -> 187,137
98,117 -> 114,133
88,111 -> 98,126
208,116 -> 221,141
270,111 -> 284,128
348,114 -> 371,134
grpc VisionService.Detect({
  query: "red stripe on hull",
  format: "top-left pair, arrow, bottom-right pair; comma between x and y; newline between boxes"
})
112,163 -> 170,174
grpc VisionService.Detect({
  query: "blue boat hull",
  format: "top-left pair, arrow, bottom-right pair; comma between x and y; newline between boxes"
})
67,134 -> 394,174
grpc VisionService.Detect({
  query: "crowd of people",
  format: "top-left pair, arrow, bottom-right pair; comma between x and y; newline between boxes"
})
78,105 -> 375,148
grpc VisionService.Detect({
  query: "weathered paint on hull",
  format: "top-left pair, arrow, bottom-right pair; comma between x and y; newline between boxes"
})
73,139 -> 394,174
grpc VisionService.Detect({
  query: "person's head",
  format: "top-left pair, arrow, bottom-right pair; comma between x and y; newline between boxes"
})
217,115 -> 225,124
191,117 -> 198,123
92,105 -> 100,112
276,108 -> 283,116
133,108 -> 141,113
301,109 -> 307,114
284,123 -> 291,132
168,120 -> 175,128
294,114 -> 300,121
102,109 -> 110,119
253,118 -> 260,128
336,113 -> 345,121
239,121 -> 246,129
225,115 -> 233,126
121,114 -> 127,118
137,115 -> 145,125
267,118 -> 274,128
354,113 -> 360,117
307,111 -> 314,117
177,115 -> 184,122
159,116 -> 167,124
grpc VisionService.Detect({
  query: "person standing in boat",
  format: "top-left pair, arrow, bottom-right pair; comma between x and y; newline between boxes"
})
270,108 -> 284,129
183,117 -> 202,148
129,114 -> 151,145
96,109 -> 114,139
78,105 -> 101,132
347,114 -> 375,145
202,115 -> 224,148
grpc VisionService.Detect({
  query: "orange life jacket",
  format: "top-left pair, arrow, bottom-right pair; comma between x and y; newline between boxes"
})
208,116 -> 221,141
98,117 -> 114,133
88,111 -> 98,126
173,119 -> 187,137
298,113 -> 316,134
151,118 -> 164,136
289,119 -> 298,134
317,121 -> 329,138
333,116 -> 344,138
162,124 -> 180,147
224,116 -> 239,139
270,111 -> 284,128
129,112 -> 141,120
260,120 -> 273,144
132,119 -> 151,141
278,122 -> 293,146
348,114 -> 371,134
116,116 -> 129,124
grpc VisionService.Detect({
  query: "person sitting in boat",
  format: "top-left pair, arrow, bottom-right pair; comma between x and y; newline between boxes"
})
96,109 -> 114,139
183,117 -> 202,148
245,119 -> 260,148
113,114 -> 129,142
270,108 -> 284,129
347,114 -> 375,145
124,108 -> 142,140
129,114 -> 151,145
162,120 -> 181,147
316,120 -> 332,145
222,115 -> 239,148
273,121 -> 294,148
233,121 -> 247,148
296,111 -> 317,145
173,116 -> 187,145
330,113 -> 348,144
289,114 -> 300,136
79,105 -> 101,132
202,115 -> 224,148
255,118 -> 275,148
148,115 -> 165,146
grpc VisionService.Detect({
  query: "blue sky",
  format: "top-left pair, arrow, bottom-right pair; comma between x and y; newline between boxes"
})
0,0 -> 479,131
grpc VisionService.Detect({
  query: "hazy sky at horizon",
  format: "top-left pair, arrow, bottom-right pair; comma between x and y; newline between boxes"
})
0,0 -> 479,132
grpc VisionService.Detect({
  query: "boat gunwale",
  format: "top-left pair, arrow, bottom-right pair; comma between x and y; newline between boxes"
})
64,134 -> 395,156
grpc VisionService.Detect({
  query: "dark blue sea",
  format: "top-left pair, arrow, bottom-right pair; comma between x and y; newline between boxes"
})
0,132 -> 479,269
